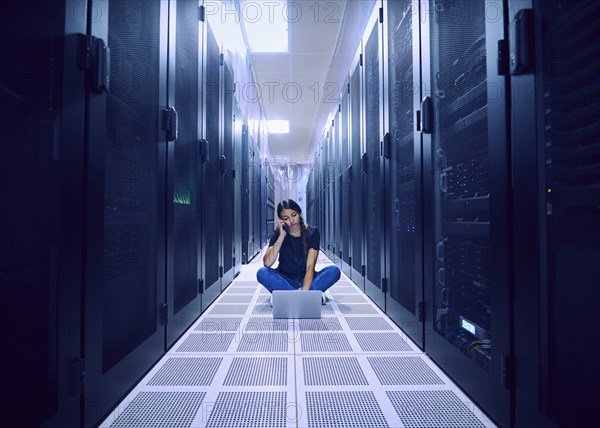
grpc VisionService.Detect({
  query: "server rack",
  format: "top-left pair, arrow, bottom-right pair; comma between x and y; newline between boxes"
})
511,1 -> 600,426
327,123 -> 335,258
83,1 -> 169,425
321,134 -> 329,257
362,5 -> 386,309
166,0 -> 202,348
241,128 -> 261,263
220,59 -> 235,287
201,22 -> 222,310
341,76 -> 353,279
382,0 -> 424,348
241,124 -> 251,263
349,49 -> 365,288
251,138 -> 262,256
232,102 -> 243,275
334,107 -> 342,267
265,164 -> 275,242
421,1 -> 511,426
1,2 -> 86,426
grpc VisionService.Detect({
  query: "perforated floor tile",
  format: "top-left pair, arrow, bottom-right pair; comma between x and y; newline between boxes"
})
303,357 -> 368,386
195,317 -> 243,333
218,295 -> 254,304
300,332 -> 353,352
344,317 -> 394,331
297,317 -> 342,331
252,303 -> 274,315
176,333 -> 234,353
354,332 -> 414,352
109,391 -> 205,428
223,357 -> 287,386
236,332 -> 289,352
368,356 -> 444,385
243,317 -> 289,331
305,391 -> 388,428
386,390 -> 486,428
321,304 -> 335,315
225,287 -> 256,294
148,357 -> 222,386
330,294 -> 368,303
205,391 -> 288,428
207,304 -> 249,315
231,280 -> 259,287
329,286 -> 360,294
336,303 -> 379,314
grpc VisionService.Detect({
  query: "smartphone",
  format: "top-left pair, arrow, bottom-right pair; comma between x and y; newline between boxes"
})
283,224 -> 290,234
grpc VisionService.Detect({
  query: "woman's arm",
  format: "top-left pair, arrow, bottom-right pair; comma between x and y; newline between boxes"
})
263,222 -> 287,267
263,235 -> 285,267
302,248 -> 319,290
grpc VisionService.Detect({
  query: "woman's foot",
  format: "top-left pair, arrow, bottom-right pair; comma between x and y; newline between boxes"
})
321,292 -> 327,305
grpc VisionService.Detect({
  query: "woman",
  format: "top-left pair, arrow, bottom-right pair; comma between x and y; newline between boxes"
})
257,199 -> 341,304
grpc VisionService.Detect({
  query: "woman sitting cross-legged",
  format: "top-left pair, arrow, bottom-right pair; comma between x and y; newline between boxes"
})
257,199 -> 341,304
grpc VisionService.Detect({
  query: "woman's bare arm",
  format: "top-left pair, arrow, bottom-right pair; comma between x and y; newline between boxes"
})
263,236 -> 285,267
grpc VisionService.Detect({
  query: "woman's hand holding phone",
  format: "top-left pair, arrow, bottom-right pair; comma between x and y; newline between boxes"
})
279,221 -> 288,238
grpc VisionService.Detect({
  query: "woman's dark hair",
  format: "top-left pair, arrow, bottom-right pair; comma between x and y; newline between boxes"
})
277,199 -> 302,218
277,199 -> 308,255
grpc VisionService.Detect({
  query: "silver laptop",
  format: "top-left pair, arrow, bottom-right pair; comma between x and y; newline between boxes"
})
272,290 -> 322,319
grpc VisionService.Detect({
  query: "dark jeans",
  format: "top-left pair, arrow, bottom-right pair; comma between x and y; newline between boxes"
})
256,266 -> 341,293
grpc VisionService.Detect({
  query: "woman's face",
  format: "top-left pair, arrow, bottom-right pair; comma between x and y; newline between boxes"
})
280,208 -> 300,232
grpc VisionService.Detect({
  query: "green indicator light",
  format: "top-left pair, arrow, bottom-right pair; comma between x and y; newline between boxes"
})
547,188 -> 552,193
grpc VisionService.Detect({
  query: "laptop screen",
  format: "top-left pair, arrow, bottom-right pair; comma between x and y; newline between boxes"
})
272,290 -> 322,319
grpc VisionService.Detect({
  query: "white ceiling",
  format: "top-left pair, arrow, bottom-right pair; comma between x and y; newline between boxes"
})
240,0 -> 376,164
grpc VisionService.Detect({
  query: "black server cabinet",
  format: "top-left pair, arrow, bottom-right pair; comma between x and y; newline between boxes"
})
321,137 -> 328,256
232,102 -> 242,276
166,0 -> 202,348
322,134 -> 329,256
84,1 -> 168,426
421,1 -> 511,426
201,23 -> 222,310
511,2 -> 600,426
243,132 -> 261,262
334,108 -> 342,266
349,54 -> 365,288
220,60 -> 235,287
241,124 -> 250,264
363,6 -> 385,309
266,165 -> 275,242
327,125 -> 334,258
341,76 -> 353,278
382,0 -> 424,348
252,139 -> 262,256
1,2 -> 86,427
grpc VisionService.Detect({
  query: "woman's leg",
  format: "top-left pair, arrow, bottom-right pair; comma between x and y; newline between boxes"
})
309,265 -> 341,292
256,267 -> 297,293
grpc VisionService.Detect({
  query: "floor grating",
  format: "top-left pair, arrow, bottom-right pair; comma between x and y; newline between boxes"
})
99,254 -> 497,428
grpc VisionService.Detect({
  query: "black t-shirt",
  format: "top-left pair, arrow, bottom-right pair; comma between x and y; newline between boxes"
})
268,225 -> 320,277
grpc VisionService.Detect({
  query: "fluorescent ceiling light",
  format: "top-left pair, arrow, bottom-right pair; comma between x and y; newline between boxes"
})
241,0 -> 288,52
267,120 -> 289,134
